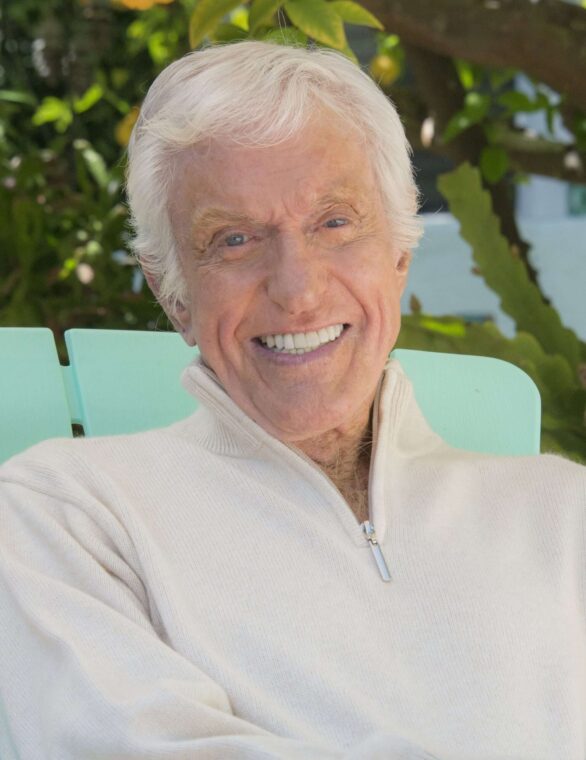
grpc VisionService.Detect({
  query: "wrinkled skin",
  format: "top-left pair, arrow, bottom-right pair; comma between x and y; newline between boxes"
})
159,119 -> 410,475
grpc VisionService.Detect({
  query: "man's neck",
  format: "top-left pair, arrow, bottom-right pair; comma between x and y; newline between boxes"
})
294,409 -> 373,524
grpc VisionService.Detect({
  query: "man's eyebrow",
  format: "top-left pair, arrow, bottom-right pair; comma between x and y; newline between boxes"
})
191,208 -> 257,234
191,190 -> 364,234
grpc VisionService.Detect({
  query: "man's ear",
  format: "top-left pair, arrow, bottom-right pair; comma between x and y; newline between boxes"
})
395,250 -> 411,294
143,271 -> 197,346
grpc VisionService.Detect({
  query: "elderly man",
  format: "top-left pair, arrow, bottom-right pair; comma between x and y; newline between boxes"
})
1,41 -> 585,760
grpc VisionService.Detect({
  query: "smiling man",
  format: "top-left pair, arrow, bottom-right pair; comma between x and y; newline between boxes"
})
163,115 -> 410,526
1,41 -> 586,760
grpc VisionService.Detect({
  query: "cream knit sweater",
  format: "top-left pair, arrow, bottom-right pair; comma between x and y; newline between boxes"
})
1,358 -> 585,760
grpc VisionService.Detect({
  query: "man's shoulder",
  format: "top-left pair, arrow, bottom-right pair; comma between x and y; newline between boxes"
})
0,413 -> 207,499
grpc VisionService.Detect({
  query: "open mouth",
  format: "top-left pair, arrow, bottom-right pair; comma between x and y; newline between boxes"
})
254,323 -> 349,355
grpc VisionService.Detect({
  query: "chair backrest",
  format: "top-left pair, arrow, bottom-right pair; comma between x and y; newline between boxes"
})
0,328 -> 72,463
0,328 -> 541,463
64,329 -> 198,436
392,348 -> 541,456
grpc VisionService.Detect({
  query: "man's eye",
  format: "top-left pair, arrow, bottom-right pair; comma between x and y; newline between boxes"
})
223,233 -> 250,247
324,218 -> 348,229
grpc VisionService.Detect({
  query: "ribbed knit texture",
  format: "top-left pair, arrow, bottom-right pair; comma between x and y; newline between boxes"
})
0,358 -> 585,759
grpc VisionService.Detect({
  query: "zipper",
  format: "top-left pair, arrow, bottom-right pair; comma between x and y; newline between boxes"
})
195,361 -> 392,581
361,373 -> 391,582
284,440 -> 392,582
361,520 -> 391,582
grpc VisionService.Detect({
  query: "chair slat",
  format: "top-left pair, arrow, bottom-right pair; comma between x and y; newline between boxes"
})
0,327 -> 72,462
64,329 -> 198,436
392,348 -> 541,455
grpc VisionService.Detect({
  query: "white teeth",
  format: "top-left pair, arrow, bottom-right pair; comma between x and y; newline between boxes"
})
258,324 -> 345,354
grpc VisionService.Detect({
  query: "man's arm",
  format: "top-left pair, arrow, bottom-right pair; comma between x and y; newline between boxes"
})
0,477 -> 436,760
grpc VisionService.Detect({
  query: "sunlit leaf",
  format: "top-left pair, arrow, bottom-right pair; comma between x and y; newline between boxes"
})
419,317 -> 467,337
249,0 -> 282,33
73,84 -> 103,114
32,97 -> 73,132
230,6 -> 249,29
454,60 -> 477,90
189,0 -> 243,48
284,0 -> 346,49
329,1 -> 383,29
117,0 -> 174,9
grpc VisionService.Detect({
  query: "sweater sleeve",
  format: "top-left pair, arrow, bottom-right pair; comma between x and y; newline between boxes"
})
0,478 -> 437,760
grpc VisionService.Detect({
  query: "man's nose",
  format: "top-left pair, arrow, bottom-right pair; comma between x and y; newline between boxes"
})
266,233 -> 327,315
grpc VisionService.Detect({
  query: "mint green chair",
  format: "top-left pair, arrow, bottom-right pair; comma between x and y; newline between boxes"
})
64,329 -> 198,436
0,328 -> 73,463
0,328 -> 541,463
392,349 -> 541,456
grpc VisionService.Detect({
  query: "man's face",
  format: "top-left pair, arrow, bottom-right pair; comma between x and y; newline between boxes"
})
168,119 -> 410,443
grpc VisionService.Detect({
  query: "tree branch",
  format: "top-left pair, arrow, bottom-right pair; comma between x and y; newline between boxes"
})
364,0 -> 586,110
402,43 -> 546,294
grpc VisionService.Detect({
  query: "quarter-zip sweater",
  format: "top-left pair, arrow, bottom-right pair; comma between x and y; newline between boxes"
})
1,358 -> 585,760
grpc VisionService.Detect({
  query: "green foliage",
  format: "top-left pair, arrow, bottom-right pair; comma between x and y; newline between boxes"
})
326,1 -> 383,30
186,0 -> 382,54
249,0 -> 282,33
479,145 -> 509,184
283,0 -> 346,49
422,163 -> 586,461
1,0 -> 584,459
189,0 -> 244,48
438,164 -> 583,368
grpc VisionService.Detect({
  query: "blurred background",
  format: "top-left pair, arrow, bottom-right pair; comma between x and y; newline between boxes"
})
1,0 -> 585,459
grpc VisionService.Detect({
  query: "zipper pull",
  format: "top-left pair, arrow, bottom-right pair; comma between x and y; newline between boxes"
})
362,521 -> 391,582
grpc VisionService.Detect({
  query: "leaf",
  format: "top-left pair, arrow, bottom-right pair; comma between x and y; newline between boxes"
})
73,84 -> 103,114
498,90 -> 538,114
464,91 -> 490,120
339,43 -> 358,64
32,97 -> 73,132
329,1 -> 383,29
443,92 -> 489,143
210,22 -> 249,41
0,89 -> 37,106
188,0 -> 243,48
479,145 -> 509,184
437,163 -> 582,368
284,0 -> 346,49
262,26 -> 308,45
249,0 -> 282,33
454,60 -> 475,90
74,139 -> 109,189
409,294 -> 422,314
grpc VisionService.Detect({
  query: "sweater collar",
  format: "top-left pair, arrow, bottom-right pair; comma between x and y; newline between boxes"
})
180,355 -> 448,544
180,354 -> 447,460
180,354 -> 446,455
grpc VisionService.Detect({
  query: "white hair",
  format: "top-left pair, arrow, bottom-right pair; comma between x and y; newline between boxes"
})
126,40 -> 422,313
